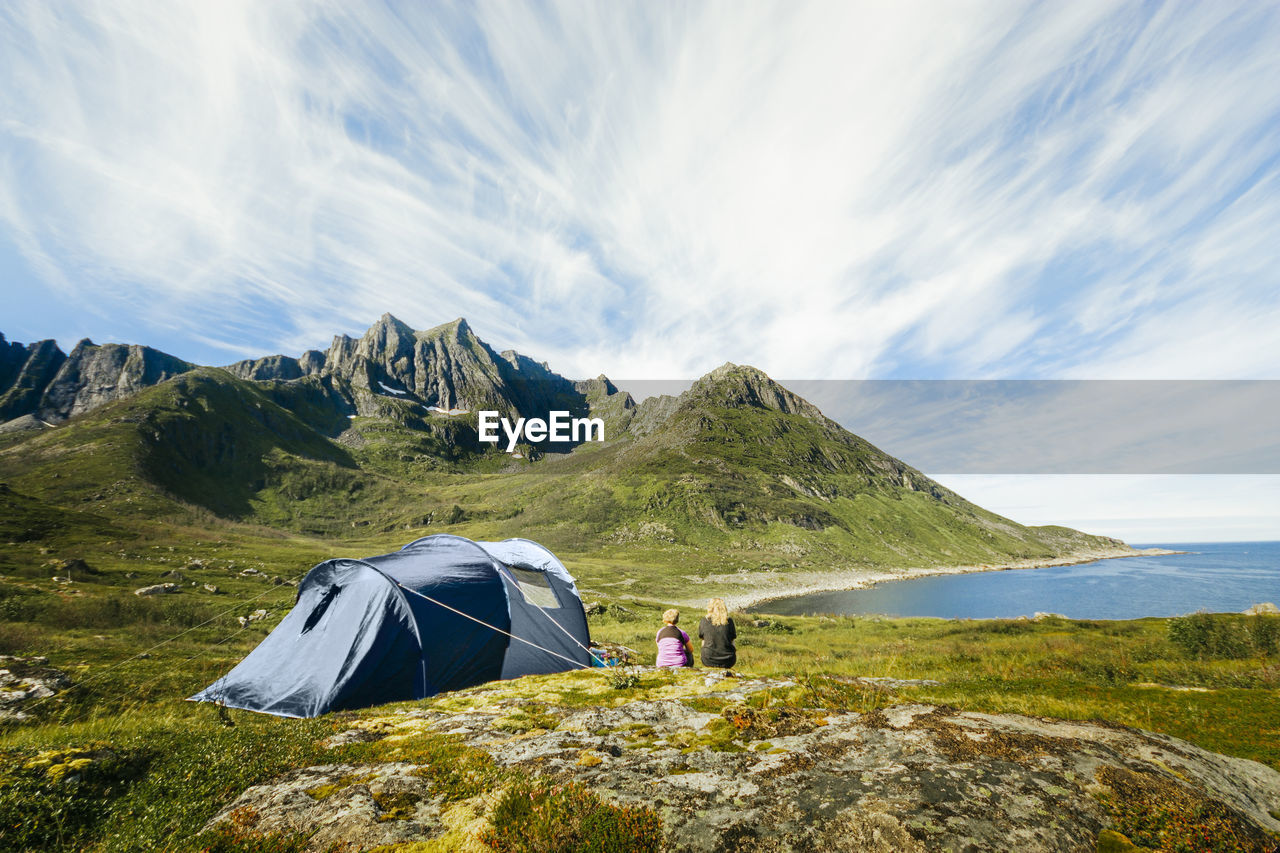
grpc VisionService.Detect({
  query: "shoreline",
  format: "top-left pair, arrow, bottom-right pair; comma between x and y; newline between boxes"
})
711,546 -> 1183,613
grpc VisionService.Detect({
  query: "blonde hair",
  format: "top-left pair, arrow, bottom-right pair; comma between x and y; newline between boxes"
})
662,608 -> 680,625
706,598 -> 729,626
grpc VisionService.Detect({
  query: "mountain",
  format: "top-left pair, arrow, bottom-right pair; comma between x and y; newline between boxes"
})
0,315 -> 624,434
0,334 -> 194,427
0,316 -> 1127,585
0,335 -> 67,424
225,315 -> 599,422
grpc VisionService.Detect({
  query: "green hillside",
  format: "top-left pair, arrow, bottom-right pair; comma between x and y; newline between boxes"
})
0,352 -> 1126,604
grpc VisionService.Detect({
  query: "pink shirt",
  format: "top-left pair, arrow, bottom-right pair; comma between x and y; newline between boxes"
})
655,626 -> 689,667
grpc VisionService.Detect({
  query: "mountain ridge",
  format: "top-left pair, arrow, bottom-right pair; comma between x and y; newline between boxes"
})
0,316 -> 1130,589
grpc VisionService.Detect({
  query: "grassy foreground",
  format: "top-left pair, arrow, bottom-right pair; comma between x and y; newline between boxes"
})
1,583 -> 1277,850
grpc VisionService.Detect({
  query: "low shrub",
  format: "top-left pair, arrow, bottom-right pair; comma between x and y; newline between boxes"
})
1168,613 -> 1276,660
0,620 -> 44,654
0,745 -> 148,851
481,779 -> 662,853
0,591 -> 224,631
192,806 -> 311,853
1098,765 -> 1276,852
607,667 -> 642,690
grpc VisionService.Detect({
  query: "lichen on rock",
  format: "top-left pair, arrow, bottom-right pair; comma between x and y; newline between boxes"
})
203,672 -> 1280,851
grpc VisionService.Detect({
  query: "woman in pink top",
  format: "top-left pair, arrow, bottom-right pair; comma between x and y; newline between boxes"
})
655,608 -> 694,667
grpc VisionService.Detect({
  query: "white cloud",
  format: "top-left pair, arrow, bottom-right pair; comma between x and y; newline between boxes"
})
0,1 -> 1277,381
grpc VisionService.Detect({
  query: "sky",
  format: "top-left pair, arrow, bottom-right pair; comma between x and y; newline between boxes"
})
2,1 -> 1278,541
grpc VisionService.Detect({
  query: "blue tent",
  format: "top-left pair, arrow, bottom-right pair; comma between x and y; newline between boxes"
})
191,535 -> 592,718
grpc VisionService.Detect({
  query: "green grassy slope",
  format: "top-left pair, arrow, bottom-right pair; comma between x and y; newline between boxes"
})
413,364 -> 1123,581
0,360 -> 1125,598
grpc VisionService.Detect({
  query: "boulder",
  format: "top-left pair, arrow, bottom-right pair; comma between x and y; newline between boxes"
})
58,557 -> 97,575
584,602 -> 640,621
133,583 -> 178,596
203,763 -> 440,850
0,656 -> 73,722
1243,602 -> 1279,615
207,675 -> 1280,852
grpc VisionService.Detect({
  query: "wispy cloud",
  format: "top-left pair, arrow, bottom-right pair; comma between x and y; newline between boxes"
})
1,1 -> 1278,380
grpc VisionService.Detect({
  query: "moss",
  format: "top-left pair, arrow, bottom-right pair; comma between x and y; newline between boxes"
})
1095,765 -> 1276,852
907,707 -> 1080,763
681,695 -> 730,714
194,806 -> 313,852
492,708 -> 562,734
479,779 -> 662,852
304,771 -> 371,801
676,719 -> 747,753
720,702 -> 823,741
1095,828 -> 1147,851
576,750 -> 604,767
337,734 -> 499,804
373,790 -> 421,822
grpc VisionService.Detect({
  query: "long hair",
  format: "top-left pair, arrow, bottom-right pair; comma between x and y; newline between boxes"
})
706,598 -> 729,626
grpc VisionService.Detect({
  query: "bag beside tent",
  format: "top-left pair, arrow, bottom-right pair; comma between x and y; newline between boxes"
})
190,535 -> 591,718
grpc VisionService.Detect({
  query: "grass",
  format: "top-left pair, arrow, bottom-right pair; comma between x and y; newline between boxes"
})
587,607 -> 1280,770
0,704 -> 331,851
0,595 -> 1276,849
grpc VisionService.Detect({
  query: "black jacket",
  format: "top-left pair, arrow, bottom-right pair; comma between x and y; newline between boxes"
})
698,617 -> 737,667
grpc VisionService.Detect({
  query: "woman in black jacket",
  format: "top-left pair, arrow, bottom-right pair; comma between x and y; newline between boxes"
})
697,597 -> 737,669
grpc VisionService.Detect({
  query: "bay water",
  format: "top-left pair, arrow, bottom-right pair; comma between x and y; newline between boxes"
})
752,541 -> 1280,620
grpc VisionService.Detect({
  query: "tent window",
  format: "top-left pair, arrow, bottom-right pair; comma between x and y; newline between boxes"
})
506,567 -> 560,609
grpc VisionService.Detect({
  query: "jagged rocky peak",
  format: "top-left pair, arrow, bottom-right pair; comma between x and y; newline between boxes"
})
0,333 -> 197,426
418,316 -> 473,344
360,312 -> 417,359
37,339 -> 194,422
499,348 -> 561,381
574,374 -> 618,397
226,342 -> 327,382
574,375 -> 636,410
298,350 -> 327,375
318,314 -> 537,415
573,375 -> 637,434
685,362 -> 826,420
0,332 -> 33,389
0,336 -> 67,422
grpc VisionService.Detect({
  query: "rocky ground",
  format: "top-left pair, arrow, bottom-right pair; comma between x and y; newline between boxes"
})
0,655 -> 72,723
206,671 -> 1280,852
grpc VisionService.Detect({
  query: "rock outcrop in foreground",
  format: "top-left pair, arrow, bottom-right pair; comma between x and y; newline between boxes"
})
206,671 -> 1280,851
0,656 -> 72,723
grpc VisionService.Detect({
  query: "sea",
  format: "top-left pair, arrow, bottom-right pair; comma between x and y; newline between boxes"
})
751,541 -> 1280,620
